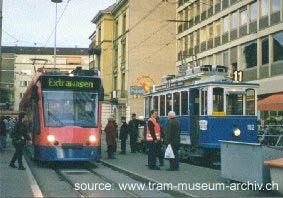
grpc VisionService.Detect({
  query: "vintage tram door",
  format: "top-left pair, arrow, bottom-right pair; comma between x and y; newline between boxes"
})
189,89 -> 200,146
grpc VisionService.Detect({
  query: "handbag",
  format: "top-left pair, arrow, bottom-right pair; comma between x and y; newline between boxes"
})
164,144 -> 175,159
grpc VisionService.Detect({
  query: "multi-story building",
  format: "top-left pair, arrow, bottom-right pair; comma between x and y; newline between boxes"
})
1,46 -> 89,110
176,0 -> 283,103
89,0 -> 176,122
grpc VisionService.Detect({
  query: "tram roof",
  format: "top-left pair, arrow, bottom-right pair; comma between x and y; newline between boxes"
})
147,81 -> 259,96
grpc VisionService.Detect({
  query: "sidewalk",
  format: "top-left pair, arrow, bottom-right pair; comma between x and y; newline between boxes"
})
99,139 -> 280,197
0,141 -> 41,198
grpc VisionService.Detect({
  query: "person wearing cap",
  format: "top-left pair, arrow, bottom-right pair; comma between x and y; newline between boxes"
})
119,116 -> 129,154
165,111 -> 181,171
128,113 -> 139,153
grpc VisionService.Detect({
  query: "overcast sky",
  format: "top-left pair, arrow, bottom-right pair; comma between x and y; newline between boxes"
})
2,0 -> 116,48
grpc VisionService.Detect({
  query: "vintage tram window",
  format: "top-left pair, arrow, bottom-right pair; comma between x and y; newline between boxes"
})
160,95 -> 165,116
181,91 -> 189,115
246,89 -> 255,115
173,92 -> 180,116
226,94 -> 243,115
213,87 -> 224,112
145,96 -> 152,118
201,89 -> 207,115
153,96 -> 158,113
166,93 -> 173,115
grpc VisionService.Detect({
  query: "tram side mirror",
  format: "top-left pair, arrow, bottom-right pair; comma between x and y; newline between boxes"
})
32,85 -> 38,101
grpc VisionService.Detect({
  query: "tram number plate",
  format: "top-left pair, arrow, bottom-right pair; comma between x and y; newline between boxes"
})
247,124 -> 255,131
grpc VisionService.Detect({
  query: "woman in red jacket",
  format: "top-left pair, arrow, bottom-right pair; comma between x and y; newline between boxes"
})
104,118 -> 116,159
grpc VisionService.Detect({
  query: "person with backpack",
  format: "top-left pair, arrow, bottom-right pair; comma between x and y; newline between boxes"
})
9,112 -> 30,170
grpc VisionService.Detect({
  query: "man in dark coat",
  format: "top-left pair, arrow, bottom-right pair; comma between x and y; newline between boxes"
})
10,112 -> 30,170
165,111 -> 181,171
119,116 -> 129,154
128,113 -> 139,153
104,118 -> 116,159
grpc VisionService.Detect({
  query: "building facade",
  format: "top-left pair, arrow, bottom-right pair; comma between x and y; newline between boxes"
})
1,46 -> 89,111
176,0 -> 283,97
89,0 -> 176,122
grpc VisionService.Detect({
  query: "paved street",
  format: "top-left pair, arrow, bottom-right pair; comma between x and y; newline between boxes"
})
0,137 -> 282,197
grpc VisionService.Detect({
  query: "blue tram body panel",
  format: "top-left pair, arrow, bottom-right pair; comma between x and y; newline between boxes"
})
34,146 -> 101,161
199,116 -> 258,148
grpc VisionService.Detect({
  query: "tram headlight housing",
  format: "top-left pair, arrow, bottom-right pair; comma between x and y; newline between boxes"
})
47,135 -> 56,142
89,135 -> 96,142
233,128 -> 241,137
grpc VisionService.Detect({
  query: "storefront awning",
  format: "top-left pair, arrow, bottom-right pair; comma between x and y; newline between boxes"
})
258,92 -> 283,111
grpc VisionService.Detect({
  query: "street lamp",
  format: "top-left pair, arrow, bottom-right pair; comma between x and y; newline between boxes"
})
51,0 -> 63,68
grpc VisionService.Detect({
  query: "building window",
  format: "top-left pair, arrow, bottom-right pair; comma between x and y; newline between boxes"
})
272,0 -> 280,13
250,2 -> 258,21
216,52 -> 222,65
115,20 -> 119,38
207,23 -> 213,40
121,73 -> 126,97
200,26 -> 207,44
231,12 -> 238,30
223,16 -> 229,33
273,31 -> 283,62
223,50 -> 229,67
261,37 -> 269,65
240,9 -> 247,26
214,20 -> 221,37
20,93 -> 24,99
241,41 -> 257,69
122,13 -> 126,33
121,42 -> 126,63
20,81 -> 29,87
261,0 -> 269,17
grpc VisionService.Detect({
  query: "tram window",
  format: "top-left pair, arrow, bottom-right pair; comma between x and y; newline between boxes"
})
226,94 -> 243,115
201,89 -> 207,115
160,95 -> 165,116
181,91 -> 188,115
246,89 -> 255,115
213,88 -> 224,112
166,94 -> 172,115
145,97 -> 151,118
153,96 -> 158,114
173,92 -> 180,116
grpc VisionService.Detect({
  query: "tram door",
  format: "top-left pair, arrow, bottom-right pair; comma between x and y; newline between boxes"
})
189,89 -> 200,146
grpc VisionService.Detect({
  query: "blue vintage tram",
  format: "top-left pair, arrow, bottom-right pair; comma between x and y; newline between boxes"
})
144,65 -> 259,160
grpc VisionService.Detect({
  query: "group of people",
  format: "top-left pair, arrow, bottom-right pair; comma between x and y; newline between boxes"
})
104,110 -> 181,171
104,113 -> 142,159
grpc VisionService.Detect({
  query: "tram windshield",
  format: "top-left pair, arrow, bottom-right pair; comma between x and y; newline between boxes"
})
43,91 -> 98,127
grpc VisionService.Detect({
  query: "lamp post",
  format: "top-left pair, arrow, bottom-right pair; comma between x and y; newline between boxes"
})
51,0 -> 63,68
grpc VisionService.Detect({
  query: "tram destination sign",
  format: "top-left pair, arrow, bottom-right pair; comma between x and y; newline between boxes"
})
40,76 -> 100,91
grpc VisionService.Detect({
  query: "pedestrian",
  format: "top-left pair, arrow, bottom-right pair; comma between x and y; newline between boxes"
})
128,113 -> 139,153
0,117 -> 5,152
165,111 -> 181,171
119,116 -> 129,154
146,110 -> 161,170
112,115 -> 118,152
104,117 -> 116,159
9,112 -> 30,170
156,116 -> 164,167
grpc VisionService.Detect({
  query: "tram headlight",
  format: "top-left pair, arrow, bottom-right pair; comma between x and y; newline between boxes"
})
89,135 -> 96,142
47,135 -> 56,142
233,128 -> 241,137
